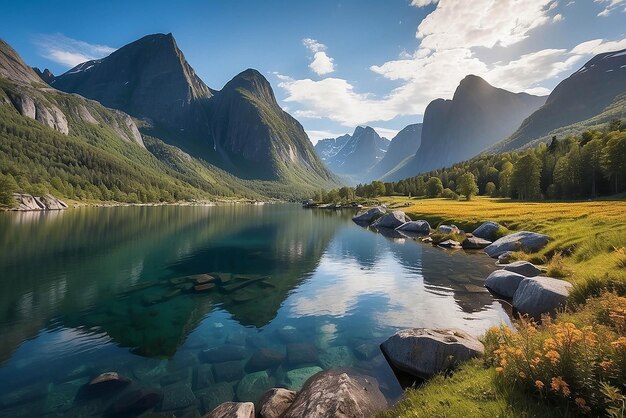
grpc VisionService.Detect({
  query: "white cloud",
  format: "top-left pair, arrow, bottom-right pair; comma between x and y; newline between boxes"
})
373,127 -> 400,139
570,37 -> 626,55
410,0 -> 439,6
303,38 -> 335,75
306,129 -> 348,144
33,33 -> 115,67
595,0 -> 626,16
553,13 -> 564,21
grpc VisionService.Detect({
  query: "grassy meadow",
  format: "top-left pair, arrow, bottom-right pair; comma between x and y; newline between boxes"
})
376,196 -> 626,417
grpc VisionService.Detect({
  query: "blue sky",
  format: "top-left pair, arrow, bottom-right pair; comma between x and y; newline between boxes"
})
1,0 -> 625,143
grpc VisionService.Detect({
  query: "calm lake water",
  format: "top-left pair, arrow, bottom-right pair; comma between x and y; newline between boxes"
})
0,204 -> 511,417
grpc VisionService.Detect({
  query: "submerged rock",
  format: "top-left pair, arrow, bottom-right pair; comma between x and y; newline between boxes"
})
196,383 -> 234,413
236,371 -> 274,402
245,348 -> 285,373
80,372 -> 130,397
44,377 -> 87,414
108,388 -> 163,416
484,231 -> 550,258
281,369 -> 387,418
213,361 -> 245,383
471,221 -> 502,241
205,401 -> 254,418
194,364 -> 215,390
380,328 -> 484,379
352,207 -> 385,224
161,382 -> 196,411
257,388 -> 296,418
319,346 -> 355,369
503,261 -> 543,277
396,220 -> 431,234
372,211 -> 408,229
512,277 -> 572,319
285,367 -> 323,391
353,342 -> 380,361
485,270 -> 526,298
286,343 -> 318,366
201,345 -> 247,363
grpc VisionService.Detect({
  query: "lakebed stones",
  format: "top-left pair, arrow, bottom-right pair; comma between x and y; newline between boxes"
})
353,341 -> 380,361
205,401 -> 254,418
285,367 -> 323,391
372,211 -> 408,229
245,348 -> 285,373
194,364 -> 215,390
484,231 -> 550,258
485,270 -> 527,298
352,207 -> 385,224
380,328 -> 484,380
257,388 -> 296,418
319,345 -> 355,369
396,220 -> 431,234
281,369 -> 387,418
286,343 -> 318,366
201,345 -> 247,363
161,382 -> 196,411
471,221 -> 502,241
80,372 -> 130,397
196,383 -> 234,413
108,388 -> 163,416
462,236 -> 492,250
512,277 -> 572,319
213,361 -> 245,383
236,371 -> 274,402
503,260 -> 543,277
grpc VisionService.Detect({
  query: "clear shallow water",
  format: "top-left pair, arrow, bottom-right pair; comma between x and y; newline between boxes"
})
0,204 -> 511,417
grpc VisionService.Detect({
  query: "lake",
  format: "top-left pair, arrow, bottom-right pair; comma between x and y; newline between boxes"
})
0,204 -> 511,416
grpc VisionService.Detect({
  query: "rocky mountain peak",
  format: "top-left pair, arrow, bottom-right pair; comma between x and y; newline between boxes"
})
0,39 -> 43,85
221,68 -> 277,106
33,67 -> 55,84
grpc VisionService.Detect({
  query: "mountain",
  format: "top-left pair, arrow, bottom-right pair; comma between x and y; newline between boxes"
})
314,134 -> 351,163
32,67 -> 54,84
323,126 -> 389,181
206,69 -> 336,184
382,75 -> 545,181
492,49 -> 626,152
0,37 -> 268,202
52,33 -> 337,191
368,123 -> 422,180
52,33 -> 213,141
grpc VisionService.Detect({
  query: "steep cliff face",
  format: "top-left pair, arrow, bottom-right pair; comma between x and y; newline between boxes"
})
0,38 -> 144,146
368,123 -> 422,180
493,49 -> 626,152
382,75 -> 545,181
52,33 -> 213,138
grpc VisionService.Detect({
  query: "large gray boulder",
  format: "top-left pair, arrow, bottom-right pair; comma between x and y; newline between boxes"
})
437,224 -> 460,235
372,211 -> 408,229
484,231 -> 550,258
39,194 -> 68,210
205,401 -> 254,418
396,220 -> 431,234
462,237 -> 492,249
352,207 -> 385,224
513,277 -> 572,319
485,270 -> 526,298
257,388 -> 296,418
471,221 -> 502,241
503,261 -> 542,277
12,193 -> 44,210
281,369 -> 387,418
380,328 -> 484,380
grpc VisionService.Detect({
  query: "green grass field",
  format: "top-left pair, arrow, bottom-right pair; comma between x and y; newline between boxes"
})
376,196 -> 626,417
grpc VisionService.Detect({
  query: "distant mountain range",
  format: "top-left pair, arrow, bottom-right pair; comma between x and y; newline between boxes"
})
491,48 -> 626,152
381,75 -> 546,181
0,34 -> 339,201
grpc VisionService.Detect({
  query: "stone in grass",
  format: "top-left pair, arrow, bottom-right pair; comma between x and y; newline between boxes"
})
196,383 -> 235,414
205,402 -> 254,418
245,348 -> 285,373
194,364 -> 215,390
485,270 -> 527,298
471,221 -> 502,241
160,382 -> 197,411
285,367 -> 323,391
201,345 -> 247,363
286,343 -> 318,366
512,277 -> 572,319
380,328 -> 484,380
319,346 -> 356,369
462,237 -> 492,250
281,369 -> 387,418
484,231 -> 550,258
108,388 -> 163,416
236,371 -> 275,402
438,225 -> 460,234
372,211 -> 408,229
257,388 -> 297,418
503,261 -> 543,277
213,361 -> 245,383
